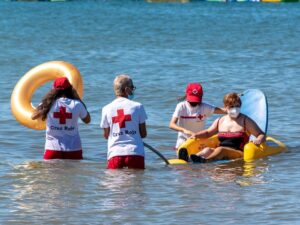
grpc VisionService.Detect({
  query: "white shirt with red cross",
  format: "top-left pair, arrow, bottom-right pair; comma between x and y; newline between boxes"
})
100,97 -> 147,160
45,97 -> 88,151
173,101 -> 215,148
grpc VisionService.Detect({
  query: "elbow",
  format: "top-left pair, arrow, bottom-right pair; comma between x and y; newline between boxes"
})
83,113 -> 91,124
103,128 -> 110,139
139,123 -> 147,138
86,117 -> 91,124
141,133 -> 147,139
140,129 -> 147,138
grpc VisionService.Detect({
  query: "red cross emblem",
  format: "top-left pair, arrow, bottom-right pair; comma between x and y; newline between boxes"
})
112,109 -> 132,128
198,114 -> 204,120
53,106 -> 72,124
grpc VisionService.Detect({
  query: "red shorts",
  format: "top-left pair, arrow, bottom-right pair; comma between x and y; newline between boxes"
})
44,149 -> 83,160
107,155 -> 145,169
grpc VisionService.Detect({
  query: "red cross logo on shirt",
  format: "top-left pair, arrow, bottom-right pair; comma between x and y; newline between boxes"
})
112,109 -> 132,128
198,114 -> 204,120
53,106 -> 72,124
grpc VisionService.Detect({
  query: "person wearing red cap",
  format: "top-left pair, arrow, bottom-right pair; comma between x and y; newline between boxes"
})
32,77 -> 91,160
169,83 -> 225,161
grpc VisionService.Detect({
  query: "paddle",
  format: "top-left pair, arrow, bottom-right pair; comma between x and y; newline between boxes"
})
143,142 -> 187,165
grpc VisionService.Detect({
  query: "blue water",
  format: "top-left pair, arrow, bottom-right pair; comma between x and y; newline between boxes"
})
1,1 -> 300,224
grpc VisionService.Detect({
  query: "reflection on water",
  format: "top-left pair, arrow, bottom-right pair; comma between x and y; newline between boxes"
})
1,0 -> 300,223
171,159 -> 269,186
147,0 -> 189,3
2,152 -> 296,224
8,161 -> 150,223
99,169 -> 148,214
12,161 -> 88,213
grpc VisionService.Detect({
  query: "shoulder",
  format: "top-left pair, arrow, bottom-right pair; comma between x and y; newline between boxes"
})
200,102 -> 215,109
58,98 -> 79,107
73,99 -> 83,105
104,98 -> 123,108
175,101 -> 186,109
72,99 -> 85,109
178,101 -> 185,106
128,100 -> 145,110
102,101 -> 114,112
242,114 -> 254,124
129,99 -> 142,106
218,115 -> 228,123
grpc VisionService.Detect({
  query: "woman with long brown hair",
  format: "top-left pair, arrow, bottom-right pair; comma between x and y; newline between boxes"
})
32,77 -> 90,160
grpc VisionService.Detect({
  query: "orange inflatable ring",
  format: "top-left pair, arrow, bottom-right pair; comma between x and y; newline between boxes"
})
11,61 -> 83,130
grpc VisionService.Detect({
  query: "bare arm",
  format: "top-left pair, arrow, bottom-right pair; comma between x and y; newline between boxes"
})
214,107 -> 226,114
169,116 -> 195,136
192,118 -> 219,139
139,123 -> 147,138
103,127 -> 110,139
81,112 -> 91,124
245,116 -> 266,145
73,88 -> 89,114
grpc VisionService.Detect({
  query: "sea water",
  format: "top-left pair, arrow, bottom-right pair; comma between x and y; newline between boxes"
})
0,1 -> 300,224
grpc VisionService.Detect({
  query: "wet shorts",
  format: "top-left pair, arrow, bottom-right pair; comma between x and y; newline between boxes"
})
107,155 -> 145,169
44,149 -> 83,160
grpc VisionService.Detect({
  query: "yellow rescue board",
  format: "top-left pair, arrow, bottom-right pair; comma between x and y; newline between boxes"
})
177,135 -> 286,162
243,136 -> 286,162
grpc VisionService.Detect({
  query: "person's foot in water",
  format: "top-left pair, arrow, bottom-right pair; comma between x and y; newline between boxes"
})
190,154 -> 206,163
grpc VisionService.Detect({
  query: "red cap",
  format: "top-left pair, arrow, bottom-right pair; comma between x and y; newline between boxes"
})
53,77 -> 71,90
186,83 -> 203,103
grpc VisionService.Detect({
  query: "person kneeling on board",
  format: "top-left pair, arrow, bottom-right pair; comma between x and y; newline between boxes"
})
100,75 -> 147,169
32,77 -> 91,160
190,92 -> 266,163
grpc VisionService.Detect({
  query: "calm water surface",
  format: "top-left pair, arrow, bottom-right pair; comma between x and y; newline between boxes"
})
0,1 -> 300,224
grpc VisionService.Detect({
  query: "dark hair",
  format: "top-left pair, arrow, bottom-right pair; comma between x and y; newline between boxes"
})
34,87 -> 80,120
177,95 -> 186,102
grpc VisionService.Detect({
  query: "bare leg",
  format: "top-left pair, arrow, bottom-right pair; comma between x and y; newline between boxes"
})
205,146 -> 243,160
205,147 -> 224,160
196,147 -> 214,158
190,147 -> 214,163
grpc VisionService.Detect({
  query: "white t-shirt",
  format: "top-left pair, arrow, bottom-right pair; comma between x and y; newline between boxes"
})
45,98 -> 88,151
100,97 -> 147,160
172,101 -> 215,148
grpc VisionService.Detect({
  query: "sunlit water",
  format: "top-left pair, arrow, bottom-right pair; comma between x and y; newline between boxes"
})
0,1 -> 300,224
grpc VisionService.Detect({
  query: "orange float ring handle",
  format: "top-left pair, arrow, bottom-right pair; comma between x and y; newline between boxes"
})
11,61 -> 83,130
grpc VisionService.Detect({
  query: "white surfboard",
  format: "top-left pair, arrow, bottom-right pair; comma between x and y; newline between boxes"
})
240,89 -> 268,141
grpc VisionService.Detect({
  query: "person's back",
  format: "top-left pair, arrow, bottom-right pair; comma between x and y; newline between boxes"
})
101,97 -> 146,159
46,97 -> 88,152
32,77 -> 90,160
100,74 -> 147,169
